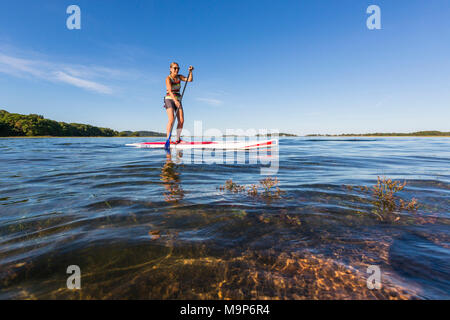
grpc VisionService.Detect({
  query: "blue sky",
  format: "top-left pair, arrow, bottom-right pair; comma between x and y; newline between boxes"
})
0,0 -> 449,135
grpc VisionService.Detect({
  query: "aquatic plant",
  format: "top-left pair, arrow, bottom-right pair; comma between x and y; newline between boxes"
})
219,177 -> 285,200
149,229 -> 161,240
258,213 -> 301,226
371,177 -> 406,213
218,179 -> 246,193
371,177 -> 418,215
247,184 -> 259,197
259,177 -> 284,198
344,176 -> 419,222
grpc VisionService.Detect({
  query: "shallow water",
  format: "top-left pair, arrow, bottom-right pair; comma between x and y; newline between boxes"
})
0,137 -> 449,299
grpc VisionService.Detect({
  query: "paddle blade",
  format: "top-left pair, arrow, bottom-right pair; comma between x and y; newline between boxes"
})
164,139 -> 170,150
164,133 -> 171,150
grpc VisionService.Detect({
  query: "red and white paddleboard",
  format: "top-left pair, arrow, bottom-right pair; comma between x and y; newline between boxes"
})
125,139 -> 278,150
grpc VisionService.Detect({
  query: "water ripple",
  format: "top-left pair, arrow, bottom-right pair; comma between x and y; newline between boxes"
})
0,137 -> 449,299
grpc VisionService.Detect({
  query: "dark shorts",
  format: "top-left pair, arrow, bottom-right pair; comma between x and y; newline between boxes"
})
163,98 -> 182,110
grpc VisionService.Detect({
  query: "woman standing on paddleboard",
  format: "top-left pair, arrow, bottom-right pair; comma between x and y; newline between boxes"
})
164,62 -> 194,143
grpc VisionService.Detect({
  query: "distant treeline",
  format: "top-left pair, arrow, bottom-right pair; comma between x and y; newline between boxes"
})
223,133 -> 297,137
307,131 -> 450,137
118,130 -> 166,137
256,133 -> 297,137
0,110 -> 165,137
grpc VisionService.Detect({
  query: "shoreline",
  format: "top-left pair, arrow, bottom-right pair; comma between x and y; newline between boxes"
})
1,135 -> 450,139
306,135 -> 450,137
0,136 -> 166,139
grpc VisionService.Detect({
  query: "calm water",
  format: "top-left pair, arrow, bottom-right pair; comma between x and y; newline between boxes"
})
0,137 -> 449,299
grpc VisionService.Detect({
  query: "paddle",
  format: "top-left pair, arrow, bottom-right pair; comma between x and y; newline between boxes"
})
165,69 -> 190,150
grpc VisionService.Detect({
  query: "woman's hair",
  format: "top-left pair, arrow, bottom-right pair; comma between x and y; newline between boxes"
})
170,62 -> 179,69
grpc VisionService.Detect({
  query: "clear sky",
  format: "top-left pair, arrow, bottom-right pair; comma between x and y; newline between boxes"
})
0,0 -> 449,135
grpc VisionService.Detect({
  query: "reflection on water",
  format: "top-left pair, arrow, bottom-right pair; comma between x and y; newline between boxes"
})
0,137 -> 449,299
160,151 -> 185,203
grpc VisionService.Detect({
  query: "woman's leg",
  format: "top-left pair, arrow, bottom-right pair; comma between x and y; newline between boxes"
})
175,107 -> 184,141
166,107 -> 175,139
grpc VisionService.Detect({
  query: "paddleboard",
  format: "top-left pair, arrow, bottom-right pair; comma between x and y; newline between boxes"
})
125,139 -> 278,150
